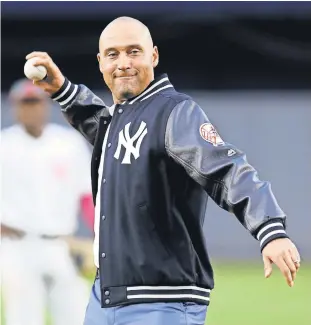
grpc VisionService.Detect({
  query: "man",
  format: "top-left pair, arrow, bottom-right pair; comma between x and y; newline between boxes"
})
1,79 -> 94,325
26,16 -> 301,325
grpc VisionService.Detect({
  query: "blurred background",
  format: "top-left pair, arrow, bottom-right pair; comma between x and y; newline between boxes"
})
1,2 -> 311,325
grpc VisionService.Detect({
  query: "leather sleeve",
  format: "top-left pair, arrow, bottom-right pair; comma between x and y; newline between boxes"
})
51,78 -> 110,145
165,99 -> 289,251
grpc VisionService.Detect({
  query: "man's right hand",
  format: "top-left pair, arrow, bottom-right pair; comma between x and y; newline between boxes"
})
25,52 -> 65,96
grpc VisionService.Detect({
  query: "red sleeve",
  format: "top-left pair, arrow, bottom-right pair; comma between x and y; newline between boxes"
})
80,194 -> 95,231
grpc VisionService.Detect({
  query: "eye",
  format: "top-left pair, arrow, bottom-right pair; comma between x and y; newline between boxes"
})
107,52 -> 117,58
130,49 -> 140,55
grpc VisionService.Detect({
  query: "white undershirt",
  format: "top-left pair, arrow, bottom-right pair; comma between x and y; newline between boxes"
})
93,104 -> 115,268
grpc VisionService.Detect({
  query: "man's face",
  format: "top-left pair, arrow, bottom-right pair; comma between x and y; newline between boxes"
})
98,24 -> 159,102
15,99 -> 49,130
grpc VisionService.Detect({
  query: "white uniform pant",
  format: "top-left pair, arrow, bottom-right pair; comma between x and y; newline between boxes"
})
1,235 -> 89,325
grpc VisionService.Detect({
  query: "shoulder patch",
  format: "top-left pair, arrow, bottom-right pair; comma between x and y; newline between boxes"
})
199,123 -> 224,146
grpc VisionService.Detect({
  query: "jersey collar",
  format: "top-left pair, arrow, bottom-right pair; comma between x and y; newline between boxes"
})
108,73 -> 173,116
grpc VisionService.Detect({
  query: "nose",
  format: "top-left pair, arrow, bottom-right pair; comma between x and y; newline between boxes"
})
117,52 -> 131,71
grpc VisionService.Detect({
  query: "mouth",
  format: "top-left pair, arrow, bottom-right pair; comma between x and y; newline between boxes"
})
114,72 -> 137,78
116,76 -> 135,80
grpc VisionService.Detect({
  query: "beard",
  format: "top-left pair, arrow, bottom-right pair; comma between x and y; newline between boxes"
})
119,89 -> 135,100
115,77 -> 140,100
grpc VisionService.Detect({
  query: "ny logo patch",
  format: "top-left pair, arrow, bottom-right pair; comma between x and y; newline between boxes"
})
114,121 -> 148,164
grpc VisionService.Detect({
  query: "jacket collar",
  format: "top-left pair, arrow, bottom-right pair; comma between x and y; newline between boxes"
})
109,73 -> 173,116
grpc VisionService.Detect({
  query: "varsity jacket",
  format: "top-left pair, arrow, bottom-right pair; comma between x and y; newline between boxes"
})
52,74 -> 289,308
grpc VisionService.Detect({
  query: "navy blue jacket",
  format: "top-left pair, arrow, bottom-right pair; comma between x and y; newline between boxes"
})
52,74 -> 289,308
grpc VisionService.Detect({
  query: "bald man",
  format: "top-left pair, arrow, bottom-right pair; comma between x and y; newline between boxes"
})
26,16 -> 300,325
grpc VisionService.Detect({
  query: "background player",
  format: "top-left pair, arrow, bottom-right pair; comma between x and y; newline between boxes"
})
1,79 -> 95,325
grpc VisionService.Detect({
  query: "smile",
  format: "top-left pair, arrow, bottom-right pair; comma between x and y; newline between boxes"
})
116,76 -> 135,80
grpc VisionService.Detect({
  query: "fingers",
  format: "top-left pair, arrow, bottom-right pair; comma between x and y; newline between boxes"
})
273,256 -> 293,287
25,51 -> 65,94
26,51 -> 51,60
27,57 -> 54,73
33,79 -> 50,89
30,57 -> 50,67
283,251 -> 297,283
262,239 -> 302,288
25,52 -> 55,75
263,255 -> 272,278
290,244 -> 301,270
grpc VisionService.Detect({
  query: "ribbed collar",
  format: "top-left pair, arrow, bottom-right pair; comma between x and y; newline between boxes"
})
109,73 -> 173,116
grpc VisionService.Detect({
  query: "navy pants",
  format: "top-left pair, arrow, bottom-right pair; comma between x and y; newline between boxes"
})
84,278 -> 208,325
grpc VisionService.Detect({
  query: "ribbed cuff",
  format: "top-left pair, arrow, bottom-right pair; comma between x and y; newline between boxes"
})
256,219 -> 289,251
51,78 -> 79,108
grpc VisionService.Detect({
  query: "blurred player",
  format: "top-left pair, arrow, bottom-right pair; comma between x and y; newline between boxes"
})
0,79 -> 94,325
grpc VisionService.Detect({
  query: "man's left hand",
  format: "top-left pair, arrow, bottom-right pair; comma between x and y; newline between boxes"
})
262,238 -> 301,287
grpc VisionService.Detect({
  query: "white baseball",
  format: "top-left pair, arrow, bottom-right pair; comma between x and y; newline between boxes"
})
24,57 -> 47,81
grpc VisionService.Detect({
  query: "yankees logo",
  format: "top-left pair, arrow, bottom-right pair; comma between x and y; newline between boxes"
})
114,121 -> 148,164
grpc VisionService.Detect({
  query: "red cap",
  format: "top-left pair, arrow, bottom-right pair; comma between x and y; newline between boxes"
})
9,78 -> 48,102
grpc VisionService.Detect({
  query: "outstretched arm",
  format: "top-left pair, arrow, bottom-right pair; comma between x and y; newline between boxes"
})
165,99 -> 301,286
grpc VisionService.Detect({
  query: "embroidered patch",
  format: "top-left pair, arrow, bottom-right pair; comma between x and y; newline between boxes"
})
199,123 -> 224,146
114,121 -> 148,164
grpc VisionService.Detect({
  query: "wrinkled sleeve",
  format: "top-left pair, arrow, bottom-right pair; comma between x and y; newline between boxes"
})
165,99 -> 289,251
51,78 -> 110,145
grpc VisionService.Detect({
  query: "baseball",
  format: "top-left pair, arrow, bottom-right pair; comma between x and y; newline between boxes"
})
24,57 -> 47,81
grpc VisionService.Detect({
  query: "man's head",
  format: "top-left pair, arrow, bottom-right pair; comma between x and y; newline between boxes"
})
9,79 -> 50,136
97,16 -> 159,103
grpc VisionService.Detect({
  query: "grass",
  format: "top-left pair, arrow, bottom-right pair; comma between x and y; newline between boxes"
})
206,262 -> 311,325
1,263 -> 310,325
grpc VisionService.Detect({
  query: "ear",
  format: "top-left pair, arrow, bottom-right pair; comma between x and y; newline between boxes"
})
152,46 -> 159,68
97,53 -> 103,73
